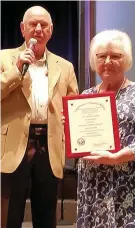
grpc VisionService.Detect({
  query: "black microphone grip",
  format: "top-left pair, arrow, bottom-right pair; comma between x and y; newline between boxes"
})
21,63 -> 29,76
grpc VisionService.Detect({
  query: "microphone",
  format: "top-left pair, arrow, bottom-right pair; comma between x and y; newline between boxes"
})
21,38 -> 37,76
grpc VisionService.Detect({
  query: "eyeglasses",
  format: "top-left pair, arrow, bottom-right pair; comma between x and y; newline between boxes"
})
96,53 -> 123,63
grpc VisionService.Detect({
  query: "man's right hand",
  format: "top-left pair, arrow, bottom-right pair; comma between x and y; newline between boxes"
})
16,48 -> 35,73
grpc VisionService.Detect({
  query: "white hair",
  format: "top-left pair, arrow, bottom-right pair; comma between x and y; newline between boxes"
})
90,29 -> 133,72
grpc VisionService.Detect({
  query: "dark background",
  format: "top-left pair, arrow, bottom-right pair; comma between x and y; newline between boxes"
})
1,1 -> 79,78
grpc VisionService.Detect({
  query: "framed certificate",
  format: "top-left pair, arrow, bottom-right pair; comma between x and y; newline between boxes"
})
62,92 -> 121,158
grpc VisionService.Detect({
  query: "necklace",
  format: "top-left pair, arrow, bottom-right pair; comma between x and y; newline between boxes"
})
98,77 -> 126,99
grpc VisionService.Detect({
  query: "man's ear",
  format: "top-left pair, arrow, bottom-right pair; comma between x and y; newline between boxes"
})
20,22 -> 25,38
50,24 -> 53,34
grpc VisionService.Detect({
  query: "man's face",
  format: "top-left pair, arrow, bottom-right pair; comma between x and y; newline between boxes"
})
21,11 -> 53,46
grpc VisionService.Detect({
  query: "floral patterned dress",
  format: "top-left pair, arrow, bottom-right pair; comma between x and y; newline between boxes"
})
77,83 -> 135,228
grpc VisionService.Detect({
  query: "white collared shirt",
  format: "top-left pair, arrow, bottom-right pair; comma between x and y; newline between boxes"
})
18,44 -> 48,124
29,60 -> 48,124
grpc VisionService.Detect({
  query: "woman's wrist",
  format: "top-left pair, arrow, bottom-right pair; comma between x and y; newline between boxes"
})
128,144 -> 135,159
113,147 -> 135,165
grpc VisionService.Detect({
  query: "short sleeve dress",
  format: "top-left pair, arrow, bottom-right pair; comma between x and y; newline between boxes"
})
77,83 -> 135,228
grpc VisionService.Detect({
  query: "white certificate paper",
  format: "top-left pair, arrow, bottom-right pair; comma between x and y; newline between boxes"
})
63,92 -> 120,158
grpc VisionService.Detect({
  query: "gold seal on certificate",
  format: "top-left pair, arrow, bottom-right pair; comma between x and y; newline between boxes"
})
62,92 -> 120,158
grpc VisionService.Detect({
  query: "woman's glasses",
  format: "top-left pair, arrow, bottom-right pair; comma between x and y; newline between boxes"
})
96,53 -> 123,63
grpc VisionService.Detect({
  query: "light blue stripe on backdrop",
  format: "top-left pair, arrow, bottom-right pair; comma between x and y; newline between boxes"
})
96,1 -> 135,84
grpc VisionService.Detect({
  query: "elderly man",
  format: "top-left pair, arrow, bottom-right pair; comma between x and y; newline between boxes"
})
1,5 -> 78,228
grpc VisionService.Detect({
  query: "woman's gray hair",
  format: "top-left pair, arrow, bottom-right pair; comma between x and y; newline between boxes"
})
90,30 -> 133,72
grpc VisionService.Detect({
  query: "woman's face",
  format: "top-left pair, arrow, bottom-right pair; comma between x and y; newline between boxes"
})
95,47 -> 125,83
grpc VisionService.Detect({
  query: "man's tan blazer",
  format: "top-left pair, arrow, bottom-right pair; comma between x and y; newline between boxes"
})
0,44 -> 79,178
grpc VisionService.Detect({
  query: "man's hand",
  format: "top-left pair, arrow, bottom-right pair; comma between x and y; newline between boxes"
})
61,110 -> 65,125
16,48 -> 35,73
82,150 -> 117,165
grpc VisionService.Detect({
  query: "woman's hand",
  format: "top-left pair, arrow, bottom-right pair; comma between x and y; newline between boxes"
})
82,147 -> 135,165
82,150 -> 117,165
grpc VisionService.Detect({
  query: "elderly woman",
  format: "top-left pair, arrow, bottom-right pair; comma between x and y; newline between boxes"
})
77,30 -> 135,227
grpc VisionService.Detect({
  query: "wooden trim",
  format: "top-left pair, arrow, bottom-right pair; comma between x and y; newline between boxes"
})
78,1 -> 96,92
90,1 -> 96,87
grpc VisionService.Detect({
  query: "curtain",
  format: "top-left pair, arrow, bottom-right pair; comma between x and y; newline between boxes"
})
1,1 -> 78,78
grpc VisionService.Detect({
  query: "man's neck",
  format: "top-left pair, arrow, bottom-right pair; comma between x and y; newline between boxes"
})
34,46 -> 46,61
